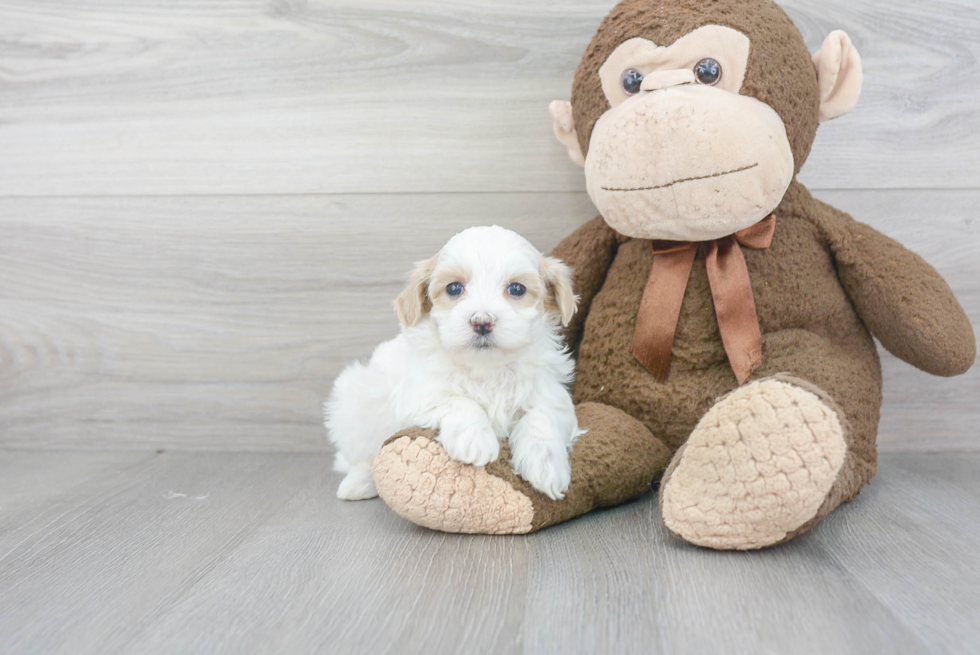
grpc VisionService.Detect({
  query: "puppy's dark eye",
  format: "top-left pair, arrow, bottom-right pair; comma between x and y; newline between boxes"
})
621,69 -> 644,95
694,58 -> 722,86
507,283 -> 526,298
446,282 -> 464,297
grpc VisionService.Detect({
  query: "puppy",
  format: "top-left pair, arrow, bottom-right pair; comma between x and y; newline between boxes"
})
325,225 -> 583,502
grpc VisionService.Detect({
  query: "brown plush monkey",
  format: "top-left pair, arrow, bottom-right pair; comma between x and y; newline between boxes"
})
372,0 -> 976,549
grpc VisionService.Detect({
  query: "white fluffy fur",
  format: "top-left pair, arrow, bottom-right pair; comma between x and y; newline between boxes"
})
325,226 -> 583,501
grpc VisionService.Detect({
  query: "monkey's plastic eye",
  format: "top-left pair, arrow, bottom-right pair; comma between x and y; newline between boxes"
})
694,58 -> 722,85
507,283 -> 526,298
447,282 -> 464,297
621,69 -> 644,95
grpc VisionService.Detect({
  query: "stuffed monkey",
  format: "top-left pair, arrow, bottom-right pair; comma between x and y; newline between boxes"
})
371,0 -> 975,549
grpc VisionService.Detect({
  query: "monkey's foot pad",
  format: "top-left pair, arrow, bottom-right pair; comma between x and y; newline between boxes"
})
373,434 -> 534,534
660,378 -> 847,550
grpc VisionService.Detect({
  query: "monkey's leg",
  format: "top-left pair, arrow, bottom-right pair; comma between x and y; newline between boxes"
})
372,403 -> 672,534
658,334 -> 880,550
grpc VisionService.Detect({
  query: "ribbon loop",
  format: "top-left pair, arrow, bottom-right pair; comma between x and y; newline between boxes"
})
631,215 -> 776,385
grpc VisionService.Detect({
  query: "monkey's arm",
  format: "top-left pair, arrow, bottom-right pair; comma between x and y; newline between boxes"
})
822,208 -> 975,376
550,216 -> 620,352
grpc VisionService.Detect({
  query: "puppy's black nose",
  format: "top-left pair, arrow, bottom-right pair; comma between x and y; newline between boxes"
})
470,314 -> 494,336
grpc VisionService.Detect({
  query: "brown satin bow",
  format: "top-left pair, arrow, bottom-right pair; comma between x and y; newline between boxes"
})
631,214 -> 777,385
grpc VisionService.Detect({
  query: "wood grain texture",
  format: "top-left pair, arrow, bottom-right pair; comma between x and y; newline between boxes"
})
0,450 -> 153,544
525,502 -> 928,655
0,451 -> 328,654
1,451 -> 978,654
123,464 -> 528,655
815,454 -> 980,654
0,190 -> 976,452
0,0 -> 978,195
0,192 -> 593,451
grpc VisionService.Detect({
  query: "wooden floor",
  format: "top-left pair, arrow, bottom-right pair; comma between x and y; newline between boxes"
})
1,450 -> 977,655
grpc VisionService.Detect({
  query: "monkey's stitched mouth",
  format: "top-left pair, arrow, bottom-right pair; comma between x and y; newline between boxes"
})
601,163 -> 759,192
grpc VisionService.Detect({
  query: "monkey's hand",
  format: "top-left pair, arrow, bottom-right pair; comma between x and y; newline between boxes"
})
826,209 -> 975,377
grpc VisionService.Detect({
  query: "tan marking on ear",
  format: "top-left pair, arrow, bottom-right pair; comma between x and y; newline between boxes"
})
540,256 -> 578,327
394,254 -> 438,327
549,100 -> 585,167
812,30 -> 863,122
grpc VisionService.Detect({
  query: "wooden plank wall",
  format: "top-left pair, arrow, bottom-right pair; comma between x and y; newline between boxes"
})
1,0 -> 977,452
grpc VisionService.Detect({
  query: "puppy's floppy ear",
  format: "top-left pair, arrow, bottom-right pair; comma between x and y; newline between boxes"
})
394,254 -> 438,327
540,256 -> 578,327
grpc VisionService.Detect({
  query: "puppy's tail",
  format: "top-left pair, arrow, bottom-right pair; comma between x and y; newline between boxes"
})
324,362 -> 369,458
325,359 -> 399,474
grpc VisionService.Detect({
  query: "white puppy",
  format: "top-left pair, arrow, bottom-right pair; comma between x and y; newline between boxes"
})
325,225 -> 583,502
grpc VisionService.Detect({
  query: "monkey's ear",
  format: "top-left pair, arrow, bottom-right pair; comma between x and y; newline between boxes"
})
540,256 -> 579,327
812,30 -> 863,122
549,100 -> 586,167
394,254 -> 438,328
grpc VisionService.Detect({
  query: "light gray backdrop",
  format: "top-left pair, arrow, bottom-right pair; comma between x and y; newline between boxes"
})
1,0 -> 977,452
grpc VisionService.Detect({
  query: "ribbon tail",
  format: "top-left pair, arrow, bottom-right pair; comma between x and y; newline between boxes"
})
632,246 -> 697,381
705,239 -> 764,385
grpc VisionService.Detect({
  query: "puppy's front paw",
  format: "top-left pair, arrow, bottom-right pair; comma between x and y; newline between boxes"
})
438,423 -> 500,467
511,439 -> 571,501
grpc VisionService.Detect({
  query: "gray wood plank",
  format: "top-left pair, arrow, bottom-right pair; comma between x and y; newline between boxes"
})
0,190 -> 976,452
524,501 -> 928,655
2,451 -> 977,654
815,453 -> 980,655
0,451 -> 325,655
0,451 -> 152,542
120,463 -> 526,655
0,0 -> 977,195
